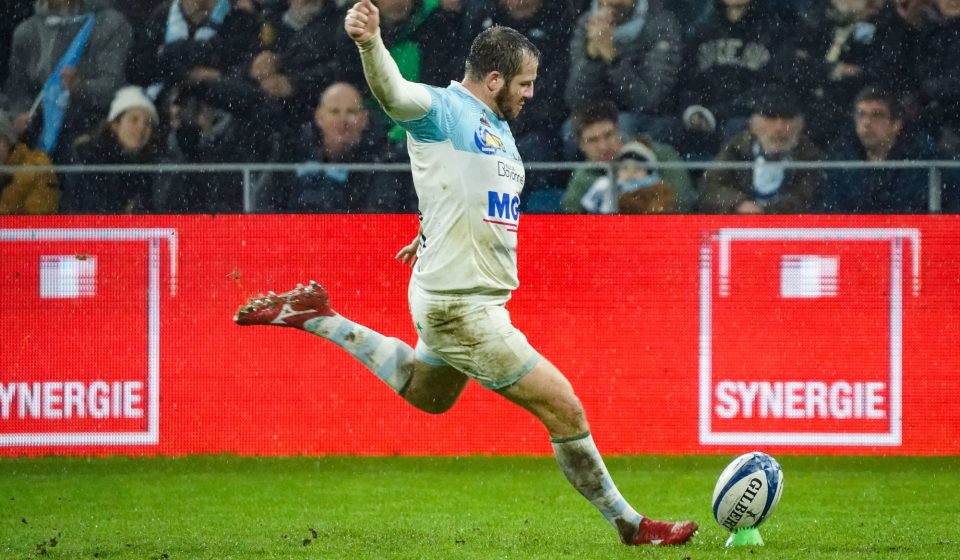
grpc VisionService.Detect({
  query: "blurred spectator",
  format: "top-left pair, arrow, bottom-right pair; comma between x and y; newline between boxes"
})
823,86 -> 942,213
378,0 -> 463,86
700,90 -> 825,213
895,0 -> 936,26
250,0 -> 356,128
0,0 -> 34,88
114,0 -> 163,27
565,0 -> 682,136
569,0 -> 594,13
781,0 -> 911,146
375,0 -> 464,140
678,0 -> 790,138
65,86 -> 162,213
5,0 -> 132,160
672,0 -> 712,26
562,100 -> 695,213
0,110 -> 59,214
235,0 -> 271,13
579,141 -> 676,213
463,0 -> 576,170
126,0 -> 260,98
159,77 -> 285,213
284,82 -> 413,212
669,105 -> 726,172
914,0 -> 960,156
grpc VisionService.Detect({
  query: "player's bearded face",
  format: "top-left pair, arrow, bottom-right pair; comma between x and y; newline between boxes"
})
494,54 -> 538,121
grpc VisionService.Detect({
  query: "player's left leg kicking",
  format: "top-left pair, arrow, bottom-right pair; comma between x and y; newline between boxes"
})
234,281 -> 468,414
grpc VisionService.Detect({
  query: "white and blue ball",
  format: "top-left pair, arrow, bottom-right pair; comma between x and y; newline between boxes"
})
711,451 -> 784,532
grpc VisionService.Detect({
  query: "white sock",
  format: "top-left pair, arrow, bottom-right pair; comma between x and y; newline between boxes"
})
302,314 -> 414,394
552,432 -> 643,540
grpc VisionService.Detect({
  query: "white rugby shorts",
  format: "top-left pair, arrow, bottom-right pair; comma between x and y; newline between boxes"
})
408,282 -> 541,389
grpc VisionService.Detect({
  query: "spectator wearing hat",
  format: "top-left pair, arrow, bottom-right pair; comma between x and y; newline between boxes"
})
0,110 -> 60,214
579,140 -> 676,213
700,90 -> 825,213
562,100 -> 695,213
65,86 -> 162,213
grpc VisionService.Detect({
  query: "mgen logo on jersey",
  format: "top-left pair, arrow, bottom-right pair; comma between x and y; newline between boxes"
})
485,191 -> 520,232
474,126 -> 505,155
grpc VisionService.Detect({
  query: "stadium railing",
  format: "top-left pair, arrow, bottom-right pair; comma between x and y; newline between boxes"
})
3,160 -> 958,213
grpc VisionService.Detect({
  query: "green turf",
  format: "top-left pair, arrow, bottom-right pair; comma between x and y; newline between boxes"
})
1,455 -> 958,559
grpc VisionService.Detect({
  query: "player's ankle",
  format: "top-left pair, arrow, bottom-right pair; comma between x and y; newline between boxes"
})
615,517 -> 641,544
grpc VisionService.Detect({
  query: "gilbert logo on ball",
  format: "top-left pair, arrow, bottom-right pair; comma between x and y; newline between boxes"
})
712,451 -> 783,532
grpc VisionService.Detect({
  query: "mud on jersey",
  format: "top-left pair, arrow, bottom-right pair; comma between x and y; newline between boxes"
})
399,82 -> 525,294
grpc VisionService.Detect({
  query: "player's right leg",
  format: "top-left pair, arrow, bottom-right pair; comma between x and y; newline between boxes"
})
497,359 -> 698,546
234,281 -> 468,413
407,284 -> 698,545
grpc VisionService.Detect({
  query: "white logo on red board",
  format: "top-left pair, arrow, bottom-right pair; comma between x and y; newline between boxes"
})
699,228 -> 919,446
1,229 -> 177,447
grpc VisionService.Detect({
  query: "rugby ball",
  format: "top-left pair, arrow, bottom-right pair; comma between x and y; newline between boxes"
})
711,452 -> 783,532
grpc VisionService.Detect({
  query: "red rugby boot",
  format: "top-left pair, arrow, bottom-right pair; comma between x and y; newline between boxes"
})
629,517 -> 698,546
234,281 -> 335,329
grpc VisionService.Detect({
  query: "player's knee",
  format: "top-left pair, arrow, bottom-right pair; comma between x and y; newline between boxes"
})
557,396 -> 588,432
565,406 -> 589,433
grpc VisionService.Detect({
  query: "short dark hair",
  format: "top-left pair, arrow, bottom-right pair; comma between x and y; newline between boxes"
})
465,26 -> 540,83
571,100 -> 619,138
854,85 -> 903,120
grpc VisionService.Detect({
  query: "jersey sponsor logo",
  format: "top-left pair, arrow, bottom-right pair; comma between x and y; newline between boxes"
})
485,191 -> 520,232
474,126 -> 505,155
497,161 -> 525,187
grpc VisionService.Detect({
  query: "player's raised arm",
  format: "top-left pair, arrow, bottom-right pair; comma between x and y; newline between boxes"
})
345,0 -> 431,121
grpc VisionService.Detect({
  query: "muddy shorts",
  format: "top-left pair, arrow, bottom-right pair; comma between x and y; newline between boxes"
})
408,282 -> 541,390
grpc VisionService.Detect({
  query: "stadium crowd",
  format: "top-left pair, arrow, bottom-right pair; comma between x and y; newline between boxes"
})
1,0 -> 958,214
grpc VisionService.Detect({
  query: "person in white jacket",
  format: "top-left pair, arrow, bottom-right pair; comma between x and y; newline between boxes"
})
235,0 -> 697,546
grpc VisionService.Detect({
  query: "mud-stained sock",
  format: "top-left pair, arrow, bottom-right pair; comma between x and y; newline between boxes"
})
302,314 -> 413,394
551,432 -> 643,541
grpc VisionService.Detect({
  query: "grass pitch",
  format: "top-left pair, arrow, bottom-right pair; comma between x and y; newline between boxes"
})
1,455 -> 957,559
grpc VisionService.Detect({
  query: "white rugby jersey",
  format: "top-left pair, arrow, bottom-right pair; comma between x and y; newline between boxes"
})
398,82 -> 525,294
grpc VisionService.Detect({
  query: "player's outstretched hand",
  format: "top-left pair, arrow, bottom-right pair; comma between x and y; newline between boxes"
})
345,0 -> 380,43
395,237 -> 419,267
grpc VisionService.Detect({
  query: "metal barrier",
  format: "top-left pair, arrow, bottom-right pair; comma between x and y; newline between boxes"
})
3,160 -> 959,213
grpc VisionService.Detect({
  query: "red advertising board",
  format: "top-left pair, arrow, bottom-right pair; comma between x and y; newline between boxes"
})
0,215 -> 957,456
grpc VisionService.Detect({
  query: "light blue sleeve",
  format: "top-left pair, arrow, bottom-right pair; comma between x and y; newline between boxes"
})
397,87 -> 463,143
